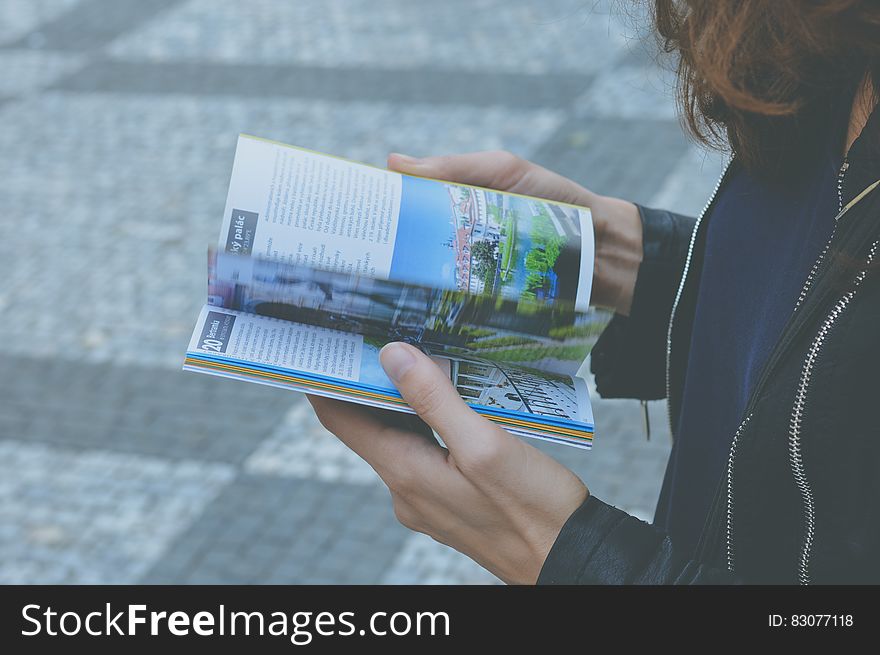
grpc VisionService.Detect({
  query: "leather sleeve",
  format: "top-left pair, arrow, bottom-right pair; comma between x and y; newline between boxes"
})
590,206 -> 697,400
536,496 -> 737,585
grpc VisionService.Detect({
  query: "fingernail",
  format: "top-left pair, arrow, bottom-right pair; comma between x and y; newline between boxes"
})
380,342 -> 417,383
390,153 -> 422,164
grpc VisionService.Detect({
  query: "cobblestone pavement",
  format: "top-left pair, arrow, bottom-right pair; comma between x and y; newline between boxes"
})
0,0 -> 724,584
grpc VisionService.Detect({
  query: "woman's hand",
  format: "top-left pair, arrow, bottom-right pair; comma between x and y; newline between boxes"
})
310,152 -> 640,582
308,342 -> 589,585
388,151 -> 643,315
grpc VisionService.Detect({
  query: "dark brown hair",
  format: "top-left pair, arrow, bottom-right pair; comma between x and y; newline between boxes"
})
652,0 -> 880,177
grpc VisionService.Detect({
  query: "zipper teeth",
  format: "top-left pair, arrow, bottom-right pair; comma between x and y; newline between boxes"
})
794,235 -> 835,311
794,158 -> 849,313
837,160 -> 849,211
725,413 -> 752,573
789,238 -> 878,585
665,159 -> 732,435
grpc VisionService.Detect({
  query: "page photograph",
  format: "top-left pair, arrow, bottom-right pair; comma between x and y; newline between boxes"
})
208,249 -> 608,376
389,175 -> 593,310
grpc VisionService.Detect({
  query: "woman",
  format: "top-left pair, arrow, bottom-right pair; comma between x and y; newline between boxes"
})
309,0 -> 880,584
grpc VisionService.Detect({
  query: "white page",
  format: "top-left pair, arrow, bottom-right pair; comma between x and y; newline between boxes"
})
187,306 -> 363,382
219,135 -> 402,278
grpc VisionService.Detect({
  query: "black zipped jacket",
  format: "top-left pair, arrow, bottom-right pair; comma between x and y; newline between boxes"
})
538,115 -> 880,585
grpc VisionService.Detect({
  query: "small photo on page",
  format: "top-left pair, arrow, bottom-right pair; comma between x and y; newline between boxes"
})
389,176 -> 589,308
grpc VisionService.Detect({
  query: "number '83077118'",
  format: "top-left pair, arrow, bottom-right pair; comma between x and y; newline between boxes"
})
769,614 -> 853,627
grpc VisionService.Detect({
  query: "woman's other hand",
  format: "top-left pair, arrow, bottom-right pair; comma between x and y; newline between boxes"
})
388,151 -> 643,315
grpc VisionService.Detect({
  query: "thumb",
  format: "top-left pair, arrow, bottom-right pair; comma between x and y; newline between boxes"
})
387,151 -> 527,189
379,342 -> 506,451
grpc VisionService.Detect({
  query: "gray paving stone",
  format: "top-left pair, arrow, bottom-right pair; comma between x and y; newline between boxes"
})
0,49 -> 86,96
0,0 -> 81,46
0,440 -> 234,583
613,31 -> 666,70
382,532 -> 501,585
575,64 -> 678,121
0,353 -> 296,463
531,117 -> 693,205
244,403 -> 381,485
107,0 -> 629,74
141,476 -> 409,584
3,0 -> 184,51
54,60 -> 594,110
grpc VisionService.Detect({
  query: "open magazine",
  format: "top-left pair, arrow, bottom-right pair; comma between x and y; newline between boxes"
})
184,135 -> 609,448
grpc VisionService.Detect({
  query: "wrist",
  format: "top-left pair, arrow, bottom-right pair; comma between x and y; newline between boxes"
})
522,484 -> 590,585
590,195 -> 643,315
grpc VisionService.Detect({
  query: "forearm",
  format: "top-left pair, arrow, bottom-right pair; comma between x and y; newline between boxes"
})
589,194 -> 644,315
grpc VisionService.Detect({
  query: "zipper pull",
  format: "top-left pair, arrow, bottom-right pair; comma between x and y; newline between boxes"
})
642,400 -> 651,441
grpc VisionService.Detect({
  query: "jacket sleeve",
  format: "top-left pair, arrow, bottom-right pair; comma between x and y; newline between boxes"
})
536,496 -> 737,584
590,206 -> 697,400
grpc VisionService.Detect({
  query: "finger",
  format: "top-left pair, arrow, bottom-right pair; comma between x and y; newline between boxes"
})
379,342 -> 510,455
387,151 -> 526,189
387,151 -> 594,207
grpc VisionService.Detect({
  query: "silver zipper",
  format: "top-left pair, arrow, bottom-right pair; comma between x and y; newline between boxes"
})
838,160 -> 850,211
726,159 -> 849,576
665,158 -> 732,435
724,412 -> 752,573
795,158 -> 849,313
788,238 -> 879,584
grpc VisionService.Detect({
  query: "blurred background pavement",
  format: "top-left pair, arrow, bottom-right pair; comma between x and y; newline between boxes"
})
0,0 -> 724,583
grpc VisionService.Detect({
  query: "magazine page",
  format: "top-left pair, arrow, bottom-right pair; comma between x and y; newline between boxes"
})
220,135 -> 595,312
184,305 -> 594,448
208,249 -> 608,375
